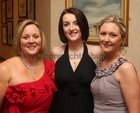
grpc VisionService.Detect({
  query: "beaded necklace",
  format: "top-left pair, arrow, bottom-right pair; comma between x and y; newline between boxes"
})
20,57 -> 38,74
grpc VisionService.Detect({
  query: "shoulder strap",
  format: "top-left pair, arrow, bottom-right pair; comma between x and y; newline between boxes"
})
83,43 -> 88,54
112,57 -> 128,72
64,44 -> 68,54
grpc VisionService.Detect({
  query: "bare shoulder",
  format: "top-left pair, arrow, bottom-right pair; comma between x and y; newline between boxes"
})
0,57 -> 18,82
51,45 -> 65,54
51,44 -> 66,62
0,58 -> 12,72
0,57 -> 18,73
117,61 -> 139,82
87,44 -> 102,54
119,62 -> 137,74
116,61 -> 140,113
86,44 -> 103,64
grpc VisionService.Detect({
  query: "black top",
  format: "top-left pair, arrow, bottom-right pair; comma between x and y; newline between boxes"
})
51,44 -> 96,113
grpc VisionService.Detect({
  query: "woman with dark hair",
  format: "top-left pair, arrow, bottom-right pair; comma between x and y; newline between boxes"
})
51,7 -> 102,113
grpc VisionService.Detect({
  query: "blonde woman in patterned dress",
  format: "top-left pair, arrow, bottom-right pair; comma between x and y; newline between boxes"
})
90,15 -> 140,113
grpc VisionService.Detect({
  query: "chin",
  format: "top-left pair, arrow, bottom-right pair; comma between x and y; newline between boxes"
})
27,51 -> 39,55
102,48 -> 112,53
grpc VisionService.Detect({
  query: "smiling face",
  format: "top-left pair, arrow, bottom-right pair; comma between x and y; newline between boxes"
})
20,24 -> 42,56
99,22 -> 124,55
62,13 -> 82,43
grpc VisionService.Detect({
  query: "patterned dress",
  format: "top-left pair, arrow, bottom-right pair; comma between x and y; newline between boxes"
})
90,57 -> 128,113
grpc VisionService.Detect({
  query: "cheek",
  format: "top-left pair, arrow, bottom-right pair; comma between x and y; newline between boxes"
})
36,38 -> 42,45
79,34 -> 82,39
63,26 -> 70,34
99,36 -> 104,42
111,40 -> 122,49
63,26 -> 67,32
113,38 -> 122,44
20,40 -> 27,46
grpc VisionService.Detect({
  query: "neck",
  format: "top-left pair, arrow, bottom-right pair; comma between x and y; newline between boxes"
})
104,51 -> 122,60
102,53 -> 123,66
20,56 -> 39,75
68,41 -> 84,52
20,55 -> 39,67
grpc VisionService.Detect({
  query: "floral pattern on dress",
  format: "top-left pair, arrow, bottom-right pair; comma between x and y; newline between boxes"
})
96,57 -> 128,78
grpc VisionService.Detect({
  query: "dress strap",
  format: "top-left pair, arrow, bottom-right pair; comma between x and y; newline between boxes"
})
95,57 -> 128,78
64,44 -> 68,55
83,43 -> 88,55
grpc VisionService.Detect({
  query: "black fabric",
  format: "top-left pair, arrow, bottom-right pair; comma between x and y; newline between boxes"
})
51,44 -> 96,113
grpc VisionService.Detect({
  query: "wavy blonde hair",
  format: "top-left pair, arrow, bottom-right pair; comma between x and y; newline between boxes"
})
96,15 -> 127,39
13,19 -> 47,56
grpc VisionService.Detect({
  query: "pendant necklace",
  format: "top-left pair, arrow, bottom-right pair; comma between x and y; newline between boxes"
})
20,57 -> 38,75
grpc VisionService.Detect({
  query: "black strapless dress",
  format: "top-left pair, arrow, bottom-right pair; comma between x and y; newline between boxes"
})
51,44 -> 96,113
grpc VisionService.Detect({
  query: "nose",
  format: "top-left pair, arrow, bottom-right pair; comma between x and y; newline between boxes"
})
28,36 -> 34,43
69,24 -> 74,30
104,34 -> 110,42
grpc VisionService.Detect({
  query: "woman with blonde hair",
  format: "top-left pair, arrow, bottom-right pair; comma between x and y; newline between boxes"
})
0,19 -> 57,113
90,15 -> 140,113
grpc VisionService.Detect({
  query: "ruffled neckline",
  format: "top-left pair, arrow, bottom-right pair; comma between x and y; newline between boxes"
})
4,60 -> 57,104
95,57 -> 128,78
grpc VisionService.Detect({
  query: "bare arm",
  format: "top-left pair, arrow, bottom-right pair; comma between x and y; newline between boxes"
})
117,62 -> 140,113
0,62 -> 11,107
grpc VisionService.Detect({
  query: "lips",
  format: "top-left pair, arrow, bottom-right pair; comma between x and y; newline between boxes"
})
69,32 -> 77,37
102,41 -> 112,47
103,44 -> 109,47
27,45 -> 37,50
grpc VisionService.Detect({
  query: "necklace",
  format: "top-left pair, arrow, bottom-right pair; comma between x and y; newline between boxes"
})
20,57 -> 38,74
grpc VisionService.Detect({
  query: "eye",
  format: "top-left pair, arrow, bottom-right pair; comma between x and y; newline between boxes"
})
33,35 -> 39,39
74,21 -> 79,26
21,35 -> 29,39
109,32 -> 118,38
100,32 -> 107,36
63,22 -> 69,27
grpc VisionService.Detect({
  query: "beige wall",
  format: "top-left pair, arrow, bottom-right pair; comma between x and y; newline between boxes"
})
50,0 -> 64,47
50,0 -> 140,79
125,0 -> 140,79
0,0 -> 139,79
36,0 -> 51,54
